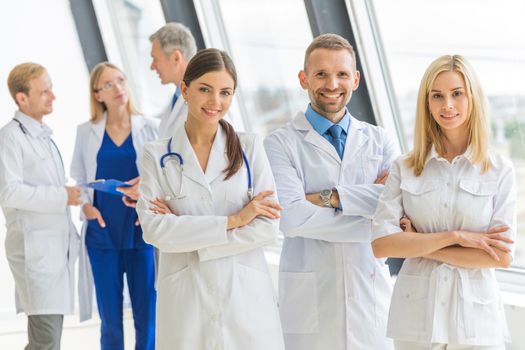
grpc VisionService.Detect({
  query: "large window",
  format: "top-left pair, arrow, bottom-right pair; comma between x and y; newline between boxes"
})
372,0 -> 525,267
0,0 -> 90,315
195,0 -> 313,135
93,0 -> 170,118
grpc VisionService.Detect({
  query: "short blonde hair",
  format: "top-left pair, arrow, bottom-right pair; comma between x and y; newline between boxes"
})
304,33 -> 357,71
7,62 -> 46,105
406,55 -> 490,176
89,62 -> 139,123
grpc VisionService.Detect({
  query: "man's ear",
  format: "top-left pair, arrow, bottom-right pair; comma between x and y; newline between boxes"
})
15,92 -> 27,107
298,70 -> 308,90
352,70 -> 361,91
170,49 -> 182,64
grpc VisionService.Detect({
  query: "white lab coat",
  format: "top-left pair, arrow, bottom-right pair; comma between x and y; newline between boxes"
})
158,92 -> 187,139
0,111 -> 79,315
70,113 -> 158,321
137,125 -> 284,350
264,111 -> 398,350
372,150 -> 515,346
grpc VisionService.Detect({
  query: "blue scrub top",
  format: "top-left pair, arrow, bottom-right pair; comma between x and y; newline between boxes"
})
86,131 -> 147,249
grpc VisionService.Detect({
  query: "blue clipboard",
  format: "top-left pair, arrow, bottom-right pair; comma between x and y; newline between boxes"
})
83,179 -> 131,197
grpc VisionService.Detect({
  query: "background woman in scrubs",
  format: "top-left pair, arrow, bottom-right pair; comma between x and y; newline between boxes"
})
71,62 -> 158,350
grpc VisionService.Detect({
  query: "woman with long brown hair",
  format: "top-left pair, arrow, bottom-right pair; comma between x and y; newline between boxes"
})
137,48 -> 285,349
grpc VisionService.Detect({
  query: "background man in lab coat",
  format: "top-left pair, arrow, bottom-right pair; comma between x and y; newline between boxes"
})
0,63 -> 82,350
149,22 -> 197,139
119,22 -> 197,203
264,34 -> 398,349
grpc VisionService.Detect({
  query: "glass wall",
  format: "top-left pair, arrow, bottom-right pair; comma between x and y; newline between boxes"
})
197,0 -> 313,135
0,0 -> 91,314
93,0 -> 170,119
373,0 -> 525,267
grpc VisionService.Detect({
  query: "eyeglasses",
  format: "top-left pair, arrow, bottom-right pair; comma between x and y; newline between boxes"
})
95,77 -> 127,92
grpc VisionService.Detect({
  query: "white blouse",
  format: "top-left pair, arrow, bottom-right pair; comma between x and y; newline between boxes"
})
372,147 -> 516,346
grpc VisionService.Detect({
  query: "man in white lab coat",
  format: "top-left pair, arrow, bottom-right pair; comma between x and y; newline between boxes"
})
264,34 -> 398,349
0,63 -> 82,350
120,23 -> 197,204
149,22 -> 197,139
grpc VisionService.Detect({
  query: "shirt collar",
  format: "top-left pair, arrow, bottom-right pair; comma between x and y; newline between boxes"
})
304,104 -> 351,136
14,110 -> 53,138
425,144 -> 474,165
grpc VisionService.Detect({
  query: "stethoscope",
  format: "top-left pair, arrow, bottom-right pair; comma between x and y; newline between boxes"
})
14,118 -> 75,218
160,136 -> 253,201
13,118 -> 64,168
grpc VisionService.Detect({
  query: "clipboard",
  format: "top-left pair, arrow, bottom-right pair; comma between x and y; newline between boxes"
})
83,179 -> 131,197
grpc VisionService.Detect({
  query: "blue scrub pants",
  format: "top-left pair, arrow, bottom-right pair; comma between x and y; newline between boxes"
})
87,247 -> 156,350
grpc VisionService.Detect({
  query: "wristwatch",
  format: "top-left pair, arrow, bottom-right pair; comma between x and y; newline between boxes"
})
319,189 -> 333,208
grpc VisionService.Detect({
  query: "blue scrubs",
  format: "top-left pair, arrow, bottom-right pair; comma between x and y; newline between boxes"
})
86,131 -> 155,350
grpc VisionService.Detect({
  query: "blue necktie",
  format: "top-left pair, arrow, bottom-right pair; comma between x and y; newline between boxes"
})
328,124 -> 344,159
171,89 -> 180,110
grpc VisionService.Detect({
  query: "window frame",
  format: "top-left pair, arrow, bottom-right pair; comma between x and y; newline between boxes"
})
191,0 -> 251,132
350,0 -> 525,289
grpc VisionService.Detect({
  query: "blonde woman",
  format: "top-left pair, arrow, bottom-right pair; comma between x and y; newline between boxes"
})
71,62 -> 158,350
372,55 -> 516,350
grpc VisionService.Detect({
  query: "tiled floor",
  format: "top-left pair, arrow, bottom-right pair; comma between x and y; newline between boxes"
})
0,311 -> 135,349
0,247 -> 281,349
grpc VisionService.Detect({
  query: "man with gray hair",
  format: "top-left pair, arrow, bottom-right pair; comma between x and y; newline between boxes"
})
119,23 -> 196,202
150,22 -> 197,138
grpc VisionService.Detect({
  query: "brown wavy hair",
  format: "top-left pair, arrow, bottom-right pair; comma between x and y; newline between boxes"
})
183,48 -> 242,180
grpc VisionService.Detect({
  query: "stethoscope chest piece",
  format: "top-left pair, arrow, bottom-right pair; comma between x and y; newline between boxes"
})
159,136 -> 253,202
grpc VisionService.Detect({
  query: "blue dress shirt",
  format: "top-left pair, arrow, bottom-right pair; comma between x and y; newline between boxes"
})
171,87 -> 181,110
305,104 -> 351,156
305,104 -> 351,210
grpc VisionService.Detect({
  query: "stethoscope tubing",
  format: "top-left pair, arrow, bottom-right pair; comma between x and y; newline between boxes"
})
160,136 -> 253,200
13,118 -> 64,168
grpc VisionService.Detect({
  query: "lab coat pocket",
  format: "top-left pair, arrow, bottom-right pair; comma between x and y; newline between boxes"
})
400,178 -> 438,195
389,274 -> 429,335
362,154 -> 383,183
400,179 -> 440,220
458,278 -> 502,341
279,271 -> 319,334
24,229 -> 67,273
235,263 -> 280,332
156,266 -> 197,345
457,179 -> 497,228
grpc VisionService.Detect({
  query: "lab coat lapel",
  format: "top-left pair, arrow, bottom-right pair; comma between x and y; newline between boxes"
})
342,117 -> 368,164
166,97 -> 185,137
14,112 -> 48,160
204,125 -> 228,185
172,127 -> 212,193
87,115 -> 106,182
89,114 -> 106,143
131,114 -> 145,152
292,112 -> 341,163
